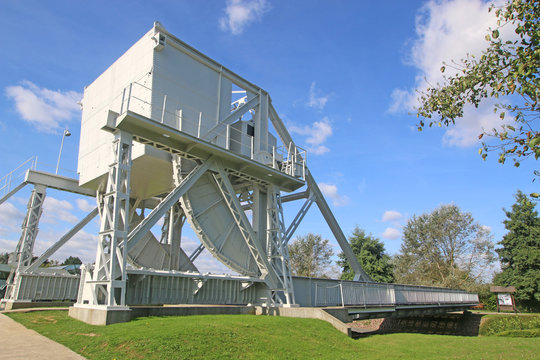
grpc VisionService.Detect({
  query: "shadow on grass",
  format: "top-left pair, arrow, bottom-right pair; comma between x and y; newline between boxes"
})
351,313 -> 484,338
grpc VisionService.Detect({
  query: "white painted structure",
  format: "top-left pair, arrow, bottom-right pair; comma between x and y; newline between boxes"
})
1,23 -> 478,320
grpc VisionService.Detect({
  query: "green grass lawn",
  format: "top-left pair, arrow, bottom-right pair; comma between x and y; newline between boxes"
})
7,311 -> 540,360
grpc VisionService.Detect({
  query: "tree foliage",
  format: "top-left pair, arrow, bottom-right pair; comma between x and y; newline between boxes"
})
416,0 -> 540,172
288,233 -> 334,278
63,256 -> 82,265
394,204 -> 496,290
338,227 -> 394,283
494,191 -> 540,311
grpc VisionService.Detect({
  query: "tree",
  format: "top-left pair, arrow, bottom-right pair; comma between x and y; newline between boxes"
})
416,0 -> 540,172
493,191 -> 540,311
63,256 -> 82,265
0,252 -> 9,264
338,227 -> 394,283
288,233 -> 334,278
394,204 -> 496,290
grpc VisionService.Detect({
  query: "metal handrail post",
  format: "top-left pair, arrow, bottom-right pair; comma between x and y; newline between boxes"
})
161,95 -> 167,123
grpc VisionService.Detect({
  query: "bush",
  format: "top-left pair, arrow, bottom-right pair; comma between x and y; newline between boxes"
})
480,315 -> 540,337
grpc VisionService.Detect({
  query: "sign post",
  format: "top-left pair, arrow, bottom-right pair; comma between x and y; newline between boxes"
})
490,286 -> 517,313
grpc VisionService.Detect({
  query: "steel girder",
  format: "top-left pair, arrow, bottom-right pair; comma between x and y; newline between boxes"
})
4,184 -> 46,301
268,103 -> 372,282
90,131 -> 133,307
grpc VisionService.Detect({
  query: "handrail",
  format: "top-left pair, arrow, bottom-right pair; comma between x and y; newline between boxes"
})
313,280 -> 478,307
118,81 -> 307,180
0,156 -> 38,197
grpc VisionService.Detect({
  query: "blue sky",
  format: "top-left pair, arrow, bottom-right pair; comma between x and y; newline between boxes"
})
0,0 -> 536,278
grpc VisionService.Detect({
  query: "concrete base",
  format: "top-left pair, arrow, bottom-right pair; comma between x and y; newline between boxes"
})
255,306 -> 353,337
1,300 -> 74,311
68,303 -> 355,335
68,305 -> 132,325
69,304 -> 257,325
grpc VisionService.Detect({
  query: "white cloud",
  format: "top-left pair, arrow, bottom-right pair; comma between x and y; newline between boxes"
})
389,0 -> 515,147
307,82 -> 330,110
42,196 -> 78,224
5,80 -> 81,133
76,198 -> 96,213
182,236 -> 235,274
219,0 -> 271,35
0,201 -> 25,237
481,225 -> 492,233
289,117 -> 333,155
319,182 -> 350,207
30,228 -> 98,264
382,210 -> 403,222
382,227 -> 401,240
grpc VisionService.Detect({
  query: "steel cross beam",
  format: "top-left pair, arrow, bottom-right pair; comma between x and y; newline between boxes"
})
0,182 -> 27,206
266,187 -> 295,305
25,207 -> 99,273
189,243 -> 205,262
284,192 -> 315,244
269,103 -> 372,282
201,94 -> 259,141
211,164 -> 280,290
4,184 -> 47,301
124,161 -> 211,251
90,131 -> 133,307
12,184 -> 47,269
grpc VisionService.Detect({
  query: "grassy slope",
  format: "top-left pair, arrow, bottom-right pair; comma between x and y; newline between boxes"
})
7,311 -> 540,360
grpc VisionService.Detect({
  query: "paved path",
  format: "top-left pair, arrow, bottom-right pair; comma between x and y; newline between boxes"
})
0,313 -> 86,360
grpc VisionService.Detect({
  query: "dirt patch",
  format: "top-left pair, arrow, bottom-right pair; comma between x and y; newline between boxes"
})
75,332 -> 100,337
30,315 -> 58,324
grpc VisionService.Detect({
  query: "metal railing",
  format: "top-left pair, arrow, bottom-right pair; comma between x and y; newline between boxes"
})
0,156 -> 38,198
312,280 -> 478,307
117,82 -> 307,179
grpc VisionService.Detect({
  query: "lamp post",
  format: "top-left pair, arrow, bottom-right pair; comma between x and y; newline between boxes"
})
56,129 -> 71,174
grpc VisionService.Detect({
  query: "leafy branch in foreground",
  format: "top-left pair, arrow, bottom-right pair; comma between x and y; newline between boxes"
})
416,0 -> 539,172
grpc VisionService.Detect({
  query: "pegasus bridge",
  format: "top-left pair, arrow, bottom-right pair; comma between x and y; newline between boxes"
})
0,23 -> 477,332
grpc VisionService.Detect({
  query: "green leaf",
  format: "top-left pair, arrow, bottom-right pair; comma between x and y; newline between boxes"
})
529,136 -> 540,148
499,112 -> 505,120
440,66 -> 445,73
492,29 -> 499,39
530,193 -> 540,198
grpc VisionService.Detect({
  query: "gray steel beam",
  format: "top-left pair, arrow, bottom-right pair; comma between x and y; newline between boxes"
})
25,207 -> 99,273
202,96 -> 259,141
281,190 -> 310,203
125,161 -> 211,251
189,243 -> 205,262
212,164 -> 280,289
25,170 -> 95,197
285,194 -> 315,244
269,103 -> 371,282
0,182 -> 27,206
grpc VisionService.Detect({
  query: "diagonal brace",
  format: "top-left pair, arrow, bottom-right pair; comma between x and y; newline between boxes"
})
284,193 -> 315,244
25,207 -> 99,273
212,164 -> 280,289
123,160 -> 211,251
0,182 -> 27,206
202,96 -> 259,141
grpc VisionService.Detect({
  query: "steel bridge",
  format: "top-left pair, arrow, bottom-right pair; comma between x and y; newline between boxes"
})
1,23 -> 478,328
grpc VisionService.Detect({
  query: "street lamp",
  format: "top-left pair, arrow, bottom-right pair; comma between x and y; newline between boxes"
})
56,129 -> 71,174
